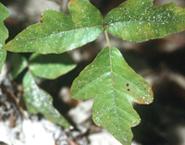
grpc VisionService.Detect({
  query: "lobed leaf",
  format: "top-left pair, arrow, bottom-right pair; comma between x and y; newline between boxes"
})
29,53 -> 76,79
5,0 -> 103,54
23,72 -> 69,127
71,47 -> 153,145
105,0 -> 185,42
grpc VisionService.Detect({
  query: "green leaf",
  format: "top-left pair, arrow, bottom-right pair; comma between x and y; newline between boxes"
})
29,53 -> 76,79
23,72 -> 69,127
105,0 -> 185,42
71,47 -> 153,145
5,0 -> 103,54
0,3 -> 9,48
0,3 -> 9,71
9,54 -> 28,79
0,49 -> 6,71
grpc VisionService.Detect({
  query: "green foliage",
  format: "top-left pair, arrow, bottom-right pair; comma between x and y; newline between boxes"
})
10,54 -> 28,78
105,0 -> 185,42
0,3 -> 8,70
29,53 -> 76,79
10,53 -> 76,79
0,3 -> 9,48
5,0 -> 103,54
71,47 -> 153,145
0,49 -> 6,71
23,72 -> 69,127
2,0 -> 185,144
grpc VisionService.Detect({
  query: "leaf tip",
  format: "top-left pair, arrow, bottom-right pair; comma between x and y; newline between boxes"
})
134,86 -> 154,105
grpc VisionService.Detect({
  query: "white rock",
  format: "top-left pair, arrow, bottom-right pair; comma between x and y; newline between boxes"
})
69,100 -> 93,124
89,131 -> 140,145
0,117 -> 68,145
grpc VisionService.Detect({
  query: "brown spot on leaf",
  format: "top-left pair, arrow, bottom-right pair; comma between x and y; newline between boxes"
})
69,0 -> 76,5
133,98 -> 146,105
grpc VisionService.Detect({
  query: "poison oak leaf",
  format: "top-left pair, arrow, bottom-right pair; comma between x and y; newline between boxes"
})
71,47 -> 153,145
23,72 -> 70,127
5,0 -> 103,54
29,53 -> 76,79
105,0 -> 185,42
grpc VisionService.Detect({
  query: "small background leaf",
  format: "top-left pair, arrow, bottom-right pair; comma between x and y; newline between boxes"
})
0,3 -> 9,71
105,0 -> 185,42
29,53 -> 76,79
23,72 -> 69,127
0,3 -> 9,49
71,47 -> 153,145
9,54 -> 28,79
0,49 -> 6,71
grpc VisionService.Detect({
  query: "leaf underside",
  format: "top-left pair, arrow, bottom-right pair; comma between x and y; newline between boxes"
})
71,47 -> 153,145
105,0 -> 185,42
23,72 -> 69,127
5,0 -> 103,54
29,53 -> 76,79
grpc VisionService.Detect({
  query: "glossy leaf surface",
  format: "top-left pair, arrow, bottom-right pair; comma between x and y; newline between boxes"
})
5,0 -> 103,54
105,0 -> 185,42
23,72 -> 69,127
71,47 -> 153,145
29,53 -> 76,79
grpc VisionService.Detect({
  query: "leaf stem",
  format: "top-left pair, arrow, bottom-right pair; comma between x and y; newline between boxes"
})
104,31 -> 111,48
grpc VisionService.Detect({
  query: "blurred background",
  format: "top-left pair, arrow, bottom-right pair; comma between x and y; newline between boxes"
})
0,0 -> 185,145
